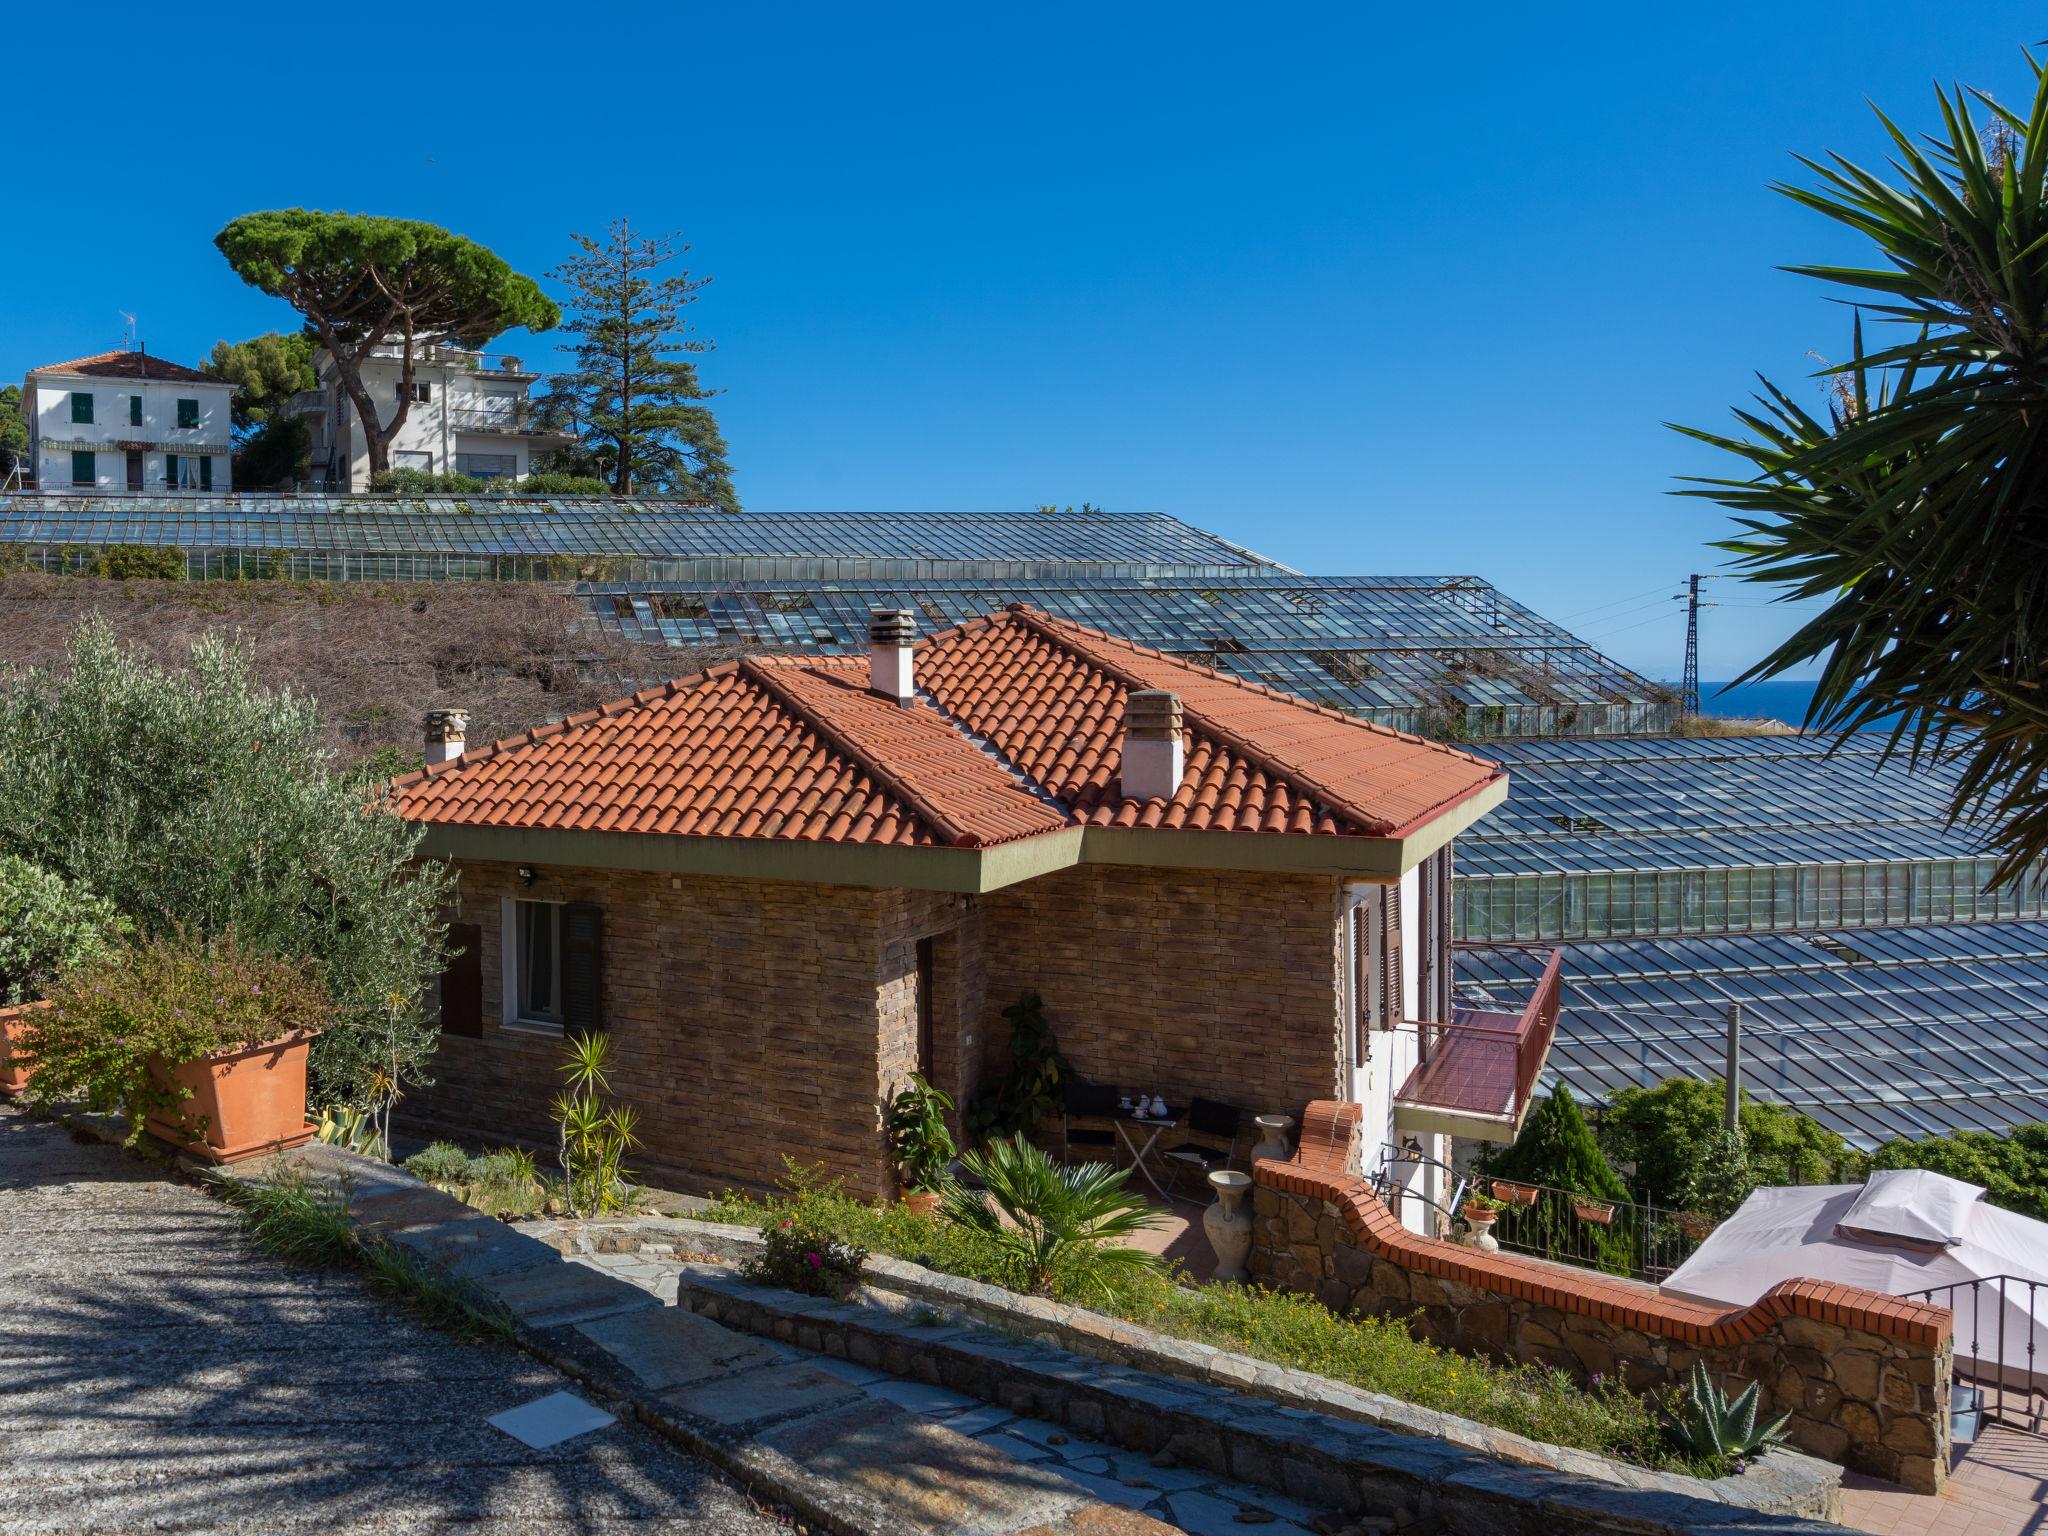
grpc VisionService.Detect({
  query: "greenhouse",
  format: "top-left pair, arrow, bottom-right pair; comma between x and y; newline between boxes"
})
1456,920 -> 2048,1146
1452,735 -> 2048,940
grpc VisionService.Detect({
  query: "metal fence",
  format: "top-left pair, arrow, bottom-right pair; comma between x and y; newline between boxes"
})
1460,1173 -> 1700,1282
1902,1273 -> 2047,1438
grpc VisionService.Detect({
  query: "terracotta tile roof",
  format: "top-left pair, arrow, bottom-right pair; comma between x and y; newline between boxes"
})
27,350 -> 224,386
392,605 -> 1503,849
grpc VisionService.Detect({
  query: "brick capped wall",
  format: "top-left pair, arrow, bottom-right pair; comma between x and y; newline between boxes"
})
979,864 -> 1346,1121
1249,1105 -> 1955,1494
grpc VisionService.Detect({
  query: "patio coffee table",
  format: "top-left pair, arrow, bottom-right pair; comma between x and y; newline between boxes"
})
1111,1105 -> 1182,1198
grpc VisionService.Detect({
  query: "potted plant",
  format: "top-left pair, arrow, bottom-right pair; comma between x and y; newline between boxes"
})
1490,1178 -> 1539,1207
0,855 -> 129,1098
889,1073 -> 957,1215
0,1000 -> 51,1099
1573,1194 -> 1618,1225
21,931 -> 327,1163
1459,1191 -> 1505,1251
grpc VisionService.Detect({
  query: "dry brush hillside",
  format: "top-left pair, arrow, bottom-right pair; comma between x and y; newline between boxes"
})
0,574 -> 738,769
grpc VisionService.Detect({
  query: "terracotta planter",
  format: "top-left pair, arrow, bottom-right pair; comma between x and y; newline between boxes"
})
901,1189 -> 943,1217
1573,1198 -> 1617,1226
143,1033 -> 317,1164
0,1000 -> 52,1099
1491,1179 -> 1539,1207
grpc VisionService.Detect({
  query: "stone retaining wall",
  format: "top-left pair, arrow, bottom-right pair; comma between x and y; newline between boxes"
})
1251,1103 -> 1954,1494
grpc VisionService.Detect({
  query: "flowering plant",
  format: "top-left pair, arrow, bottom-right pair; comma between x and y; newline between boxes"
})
739,1212 -> 868,1300
20,930 -> 327,1140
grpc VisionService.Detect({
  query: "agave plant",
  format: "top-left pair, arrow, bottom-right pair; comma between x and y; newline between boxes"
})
1676,60 -> 2048,884
1659,1362 -> 1792,1466
313,1104 -> 389,1161
939,1134 -> 1166,1300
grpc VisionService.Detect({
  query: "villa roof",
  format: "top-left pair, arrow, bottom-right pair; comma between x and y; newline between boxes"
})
391,604 -> 1504,851
27,350 -> 224,386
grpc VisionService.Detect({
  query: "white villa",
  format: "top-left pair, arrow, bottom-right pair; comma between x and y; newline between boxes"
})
286,343 -> 569,490
18,351 -> 235,494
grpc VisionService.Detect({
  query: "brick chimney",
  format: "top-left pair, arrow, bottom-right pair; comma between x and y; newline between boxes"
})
868,609 -> 916,706
423,708 -> 469,765
1121,690 -> 1185,801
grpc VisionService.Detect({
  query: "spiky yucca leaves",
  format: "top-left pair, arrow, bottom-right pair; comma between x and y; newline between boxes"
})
939,1135 -> 1167,1301
1676,62 -> 2048,884
1659,1362 -> 1792,1467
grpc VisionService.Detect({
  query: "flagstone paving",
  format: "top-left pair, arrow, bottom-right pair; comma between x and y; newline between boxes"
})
0,1108 -> 782,1535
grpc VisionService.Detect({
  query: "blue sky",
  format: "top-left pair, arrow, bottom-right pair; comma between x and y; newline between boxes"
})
5,4 -> 2037,681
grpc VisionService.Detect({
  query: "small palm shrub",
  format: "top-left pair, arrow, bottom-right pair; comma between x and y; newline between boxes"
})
889,1073 -> 957,1195
939,1134 -> 1166,1300
21,931 -> 328,1140
741,1213 -> 869,1300
1659,1363 -> 1790,1471
0,856 -> 129,1005
554,1032 -> 639,1217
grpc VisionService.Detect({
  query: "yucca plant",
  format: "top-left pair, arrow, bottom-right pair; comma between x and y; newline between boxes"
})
938,1134 -> 1166,1301
1676,59 -> 2048,884
553,1032 -> 639,1217
1659,1362 -> 1792,1468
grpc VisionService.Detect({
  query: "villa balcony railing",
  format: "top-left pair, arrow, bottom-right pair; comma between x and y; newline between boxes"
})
1392,946 -> 1561,1144
447,406 -> 532,434
1454,1169 -> 1700,1282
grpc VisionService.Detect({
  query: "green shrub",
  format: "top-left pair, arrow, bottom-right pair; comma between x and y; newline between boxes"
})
740,1212 -> 869,1300
1598,1076 -> 1864,1203
889,1073 -> 957,1194
0,855 -> 128,1004
21,931 -> 328,1139
84,545 -> 186,581
939,1135 -> 1165,1300
965,994 -> 1069,1140
367,468 -> 482,494
405,1141 -> 474,1183
1476,1082 -> 1636,1275
516,472 -> 610,495
0,620 -> 453,1107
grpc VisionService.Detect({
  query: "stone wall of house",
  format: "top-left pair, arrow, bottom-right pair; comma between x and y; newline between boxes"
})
1250,1123 -> 1954,1494
404,862 -> 976,1200
979,864 -> 1346,1121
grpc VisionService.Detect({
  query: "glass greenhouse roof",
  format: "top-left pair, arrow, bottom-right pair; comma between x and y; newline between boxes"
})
578,575 -> 1672,731
1459,735 -> 1993,875
1457,920 -> 2048,1146
0,496 -> 1275,571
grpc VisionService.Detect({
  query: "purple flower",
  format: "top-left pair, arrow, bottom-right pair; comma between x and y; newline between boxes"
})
806,1252 -> 822,1268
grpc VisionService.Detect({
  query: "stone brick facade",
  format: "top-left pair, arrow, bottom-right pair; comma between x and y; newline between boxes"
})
1248,1111 -> 1954,1494
404,859 -> 1353,1202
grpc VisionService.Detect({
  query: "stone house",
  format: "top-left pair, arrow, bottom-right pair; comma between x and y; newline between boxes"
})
393,605 -> 1549,1203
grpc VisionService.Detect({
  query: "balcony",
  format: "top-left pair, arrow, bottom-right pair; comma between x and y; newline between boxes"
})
1392,946 -> 1560,1143
448,406 -> 536,435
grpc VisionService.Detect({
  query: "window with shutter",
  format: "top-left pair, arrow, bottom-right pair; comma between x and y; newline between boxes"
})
129,396 -> 142,427
164,454 -> 178,488
199,455 -> 213,490
70,451 -> 95,485
70,392 -> 93,424
439,922 -> 483,1037
177,398 -> 199,428
561,902 -> 604,1034
1352,886 -> 1384,1064
1382,881 -> 1404,1026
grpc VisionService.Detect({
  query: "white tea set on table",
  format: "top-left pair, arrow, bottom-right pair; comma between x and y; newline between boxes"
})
1118,1093 -> 1169,1120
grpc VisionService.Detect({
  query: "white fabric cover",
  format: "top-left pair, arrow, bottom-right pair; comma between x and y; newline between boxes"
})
1664,1176 -> 2048,1387
1836,1168 -> 1984,1248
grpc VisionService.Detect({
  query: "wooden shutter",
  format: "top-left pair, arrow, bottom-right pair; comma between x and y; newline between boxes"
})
129,395 -> 142,426
71,392 -> 92,424
199,455 -> 212,490
439,922 -> 483,1038
1354,887 -> 1382,1062
1382,882 -> 1404,1026
164,453 -> 178,487
561,902 -> 605,1034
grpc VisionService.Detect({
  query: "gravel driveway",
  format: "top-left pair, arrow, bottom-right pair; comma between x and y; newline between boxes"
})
0,1108 -> 789,1534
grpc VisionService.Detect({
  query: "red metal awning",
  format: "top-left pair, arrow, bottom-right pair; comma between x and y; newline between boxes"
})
1393,947 -> 1561,1143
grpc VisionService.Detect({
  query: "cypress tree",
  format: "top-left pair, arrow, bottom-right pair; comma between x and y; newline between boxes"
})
1477,1082 -> 1636,1275
541,219 -> 738,508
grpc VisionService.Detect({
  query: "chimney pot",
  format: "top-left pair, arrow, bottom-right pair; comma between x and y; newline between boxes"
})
1121,690 -> 1185,800
424,708 -> 469,765
867,609 -> 916,705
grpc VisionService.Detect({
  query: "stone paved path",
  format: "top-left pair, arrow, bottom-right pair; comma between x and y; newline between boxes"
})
0,1109 -> 783,1534
1839,1428 -> 2047,1536
569,1248 -> 1324,1536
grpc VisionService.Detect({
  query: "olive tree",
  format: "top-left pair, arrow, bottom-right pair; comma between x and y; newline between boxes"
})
0,619 -> 452,1106
214,211 -> 558,476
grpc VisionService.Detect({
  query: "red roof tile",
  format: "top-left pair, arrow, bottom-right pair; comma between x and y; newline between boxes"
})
392,606 -> 1503,849
27,350 -> 224,386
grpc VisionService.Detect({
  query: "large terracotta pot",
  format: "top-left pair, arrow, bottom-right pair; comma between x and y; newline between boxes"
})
0,1000 -> 52,1099
901,1189 -> 942,1217
143,1033 -> 317,1164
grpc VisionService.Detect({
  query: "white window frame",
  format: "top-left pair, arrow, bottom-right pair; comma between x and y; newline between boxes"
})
500,896 -> 566,1033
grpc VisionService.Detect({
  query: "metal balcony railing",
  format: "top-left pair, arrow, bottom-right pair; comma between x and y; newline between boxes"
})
1393,947 -> 1561,1143
1902,1273 -> 2047,1439
447,407 -> 531,434
1454,1170 -> 1700,1282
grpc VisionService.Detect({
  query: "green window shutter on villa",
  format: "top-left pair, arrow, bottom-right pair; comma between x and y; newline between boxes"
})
199,456 -> 212,490
164,454 -> 178,488
177,399 -> 199,428
70,451 -> 95,485
129,396 -> 143,426
70,393 -> 92,424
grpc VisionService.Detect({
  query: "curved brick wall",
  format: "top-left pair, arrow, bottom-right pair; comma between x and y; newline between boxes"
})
1251,1100 -> 1954,1492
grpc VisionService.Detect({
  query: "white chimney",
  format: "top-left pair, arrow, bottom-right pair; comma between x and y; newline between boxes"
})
868,609 -> 916,706
424,708 -> 469,765
1121,690 -> 1185,801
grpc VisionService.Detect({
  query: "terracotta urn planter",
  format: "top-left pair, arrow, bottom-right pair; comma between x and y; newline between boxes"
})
1573,1198 -> 1617,1226
1491,1179 -> 1539,1207
143,1033 -> 318,1164
1249,1114 -> 1295,1165
1203,1169 -> 1254,1284
1461,1208 -> 1501,1252
0,1000 -> 52,1099
901,1189 -> 943,1217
